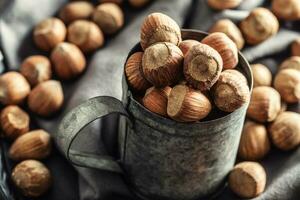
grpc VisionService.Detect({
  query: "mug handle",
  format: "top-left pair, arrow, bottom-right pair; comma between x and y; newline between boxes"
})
56,96 -> 131,174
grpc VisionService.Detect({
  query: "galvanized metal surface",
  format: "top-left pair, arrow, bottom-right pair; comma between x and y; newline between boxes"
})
57,30 -> 253,200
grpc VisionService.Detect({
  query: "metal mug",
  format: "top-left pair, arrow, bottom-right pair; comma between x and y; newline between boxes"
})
56,30 -> 253,200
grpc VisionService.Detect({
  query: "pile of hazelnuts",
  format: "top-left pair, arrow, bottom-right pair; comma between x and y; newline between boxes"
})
206,0 -> 300,199
0,0 -> 150,198
125,12 -> 250,123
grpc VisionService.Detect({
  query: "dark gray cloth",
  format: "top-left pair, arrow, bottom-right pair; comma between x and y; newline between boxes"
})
1,0 -> 300,200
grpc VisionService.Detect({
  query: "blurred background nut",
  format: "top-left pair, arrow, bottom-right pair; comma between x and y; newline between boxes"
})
202,32 -> 238,69
269,111 -> 300,151
272,0 -> 300,20
99,0 -> 123,5
125,52 -> 151,92
143,86 -> 171,117
129,0 -> 150,8
20,55 -> 52,87
9,129 -> 51,161
28,80 -> 64,117
179,40 -> 201,56
12,160 -> 52,197
209,19 -> 245,50
67,20 -> 104,53
291,38 -> 300,56
140,12 -> 181,50
229,161 -> 266,198
274,69 -> 300,103
51,42 -> 86,80
0,105 -> 30,140
279,56 -> 300,71
33,18 -> 66,51
238,120 -> 270,161
247,86 -> 281,122
212,69 -> 250,112
0,72 -> 31,105
92,3 -> 124,35
59,1 -> 94,24
207,0 -> 243,10
251,64 -> 272,87
240,7 -> 279,45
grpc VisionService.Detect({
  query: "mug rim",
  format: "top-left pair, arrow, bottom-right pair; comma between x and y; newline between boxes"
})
124,29 -> 253,127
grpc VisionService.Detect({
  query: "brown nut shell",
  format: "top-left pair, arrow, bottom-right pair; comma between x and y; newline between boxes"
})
129,0 -> 149,8
99,0 -> 123,5
67,20 -> 104,53
269,111 -> 300,151
272,0 -> 300,20
51,42 -> 86,80
279,56 -> 300,71
229,161 -> 266,198
9,130 -> 51,161
251,64 -> 272,87
209,19 -> 245,50
291,39 -> 300,57
125,52 -> 151,92
0,72 -> 31,105
202,32 -> 238,69
238,120 -> 270,161
92,3 -> 124,35
167,84 -> 212,122
0,105 -> 30,140
142,86 -> 171,117
20,55 -> 52,86
274,69 -> 300,103
207,0 -> 243,10
12,160 -> 51,197
140,12 -> 181,50
212,69 -> 250,112
142,42 -> 183,87
178,40 -> 201,56
240,7 -> 279,45
33,18 -> 66,51
28,80 -> 64,117
59,1 -> 94,24
184,43 -> 223,91
247,86 -> 281,122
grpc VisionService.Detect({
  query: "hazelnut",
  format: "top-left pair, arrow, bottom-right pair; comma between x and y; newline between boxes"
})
212,69 -> 250,112
279,56 -> 300,71
184,43 -> 223,91
9,130 -> 51,161
12,160 -> 51,197
140,12 -> 181,50
274,69 -> 300,103
291,38 -> 300,56
0,72 -> 31,105
272,0 -> 300,20
20,55 -> 52,87
207,0 -> 242,10
67,20 -> 104,53
125,52 -> 151,92
178,40 -> 201,56
99,0 -> 123,5
142,86 -> 171,117
142,42 -> 183,87
59,1 -> 94,24
129,0 -> 150,8
51,42 -> 86,80
33,18 -> 67,51
269,112 -> 300,150
247,86 -> 281,122
238,120 -> 270,161
251,64 -> 272,87
209,19 -> 245,50
0,105 -> 30,139
229,161 -> 266,198
92,3 -> 124,35
240,8 -> 279,45
28,80 -> 64,117
167,84 -> 212,122
202,32 -> 238,69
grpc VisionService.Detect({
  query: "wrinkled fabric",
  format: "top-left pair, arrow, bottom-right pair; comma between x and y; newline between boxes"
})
1,0 -> 300,200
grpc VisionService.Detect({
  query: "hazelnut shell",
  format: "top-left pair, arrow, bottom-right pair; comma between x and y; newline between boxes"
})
207,0 -> 243,10
178,40 -> 201,56
279,56 -> 300,71
251,64 -> 272,87
291,39 -> 300,57
59,1 -> 94,24
272,0 -> 300,20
